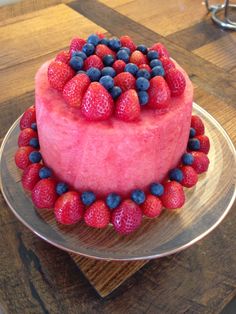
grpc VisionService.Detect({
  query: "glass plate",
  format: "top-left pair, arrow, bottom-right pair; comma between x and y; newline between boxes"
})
0,103 -> 235,261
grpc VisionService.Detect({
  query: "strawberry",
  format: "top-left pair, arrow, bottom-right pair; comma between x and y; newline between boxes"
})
20,106 -> 36,130
161,181 -> 185,209
191,116 -> 205,136
139,64 -> 151,72
160,57 -> 175,72
191,152 -> 210,174
115,89 -> 140,122
165,68 -> 186,96
54,191 -> 84,225
84,55 -> 103,70
114,72 -> 135,92
84,200 -> 110,228
130,51 -> 147,66
69,37 -> 86,55
81,82 -> 114,121
141,195 -> 163,218
113,60 -> 126,74
63,73 -> 90,108
48,61 -> 75,91
55,51 -> 70,64
150,43 -> 169,58
95,44 -> 116,59
32,178 -> 57,209
15,146 -> 34,169
180,166 -> 198,188
18,128 -> 38,147
96,32 -> 105,39
22,163 -> 43,191
120,35 -> 136,53
148,76 -> 171,109
112,200 -> 142,235
195,135 -> 210,154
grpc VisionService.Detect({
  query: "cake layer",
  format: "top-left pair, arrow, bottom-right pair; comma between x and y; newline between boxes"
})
35,61 -> 193,197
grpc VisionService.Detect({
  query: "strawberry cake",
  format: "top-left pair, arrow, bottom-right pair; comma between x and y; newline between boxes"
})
15,34 -> 210,235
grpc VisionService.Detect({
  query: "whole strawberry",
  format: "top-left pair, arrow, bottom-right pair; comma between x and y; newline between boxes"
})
84,55 -> 103,70
161,181 -> 185,209
48,61 -> 75,91
84,200 -> 110,228
160,57 -> 175,72
112,200 -> 142,235
120,35 -> 136,53
165,68 -> 186,96
55,51 -> 70,64
113,60 -> 126,74
114,72 -> 136,92
195,135 -> 210,154
95,44 -> 116,59
130,51 -> 147,66
139,64 -> 151,72
141,195 -> 163,218
191,151 -> 210,174
22,163 -> 43,191
180,166 -> 198,188
191,116 -> 205,136
15,146 -> 34,169
148,76 -> 170,109
54,191 -> 84,225
20,106 -> 36,130
150,43 -> 169,58
69,37 -> 86,55
81,82 -> 114,121
32,178 -> 57,209
115,89 -> 140,122
63,73 -> 90,107
18,128 -> 38,147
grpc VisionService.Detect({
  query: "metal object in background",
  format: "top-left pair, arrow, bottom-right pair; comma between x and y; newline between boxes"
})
205,0 -> 236,30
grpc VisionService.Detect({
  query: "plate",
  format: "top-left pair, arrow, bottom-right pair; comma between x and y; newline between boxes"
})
0,103 -> 235,261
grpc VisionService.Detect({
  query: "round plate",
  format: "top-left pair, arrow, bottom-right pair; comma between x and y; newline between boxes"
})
0,103 -> 236,261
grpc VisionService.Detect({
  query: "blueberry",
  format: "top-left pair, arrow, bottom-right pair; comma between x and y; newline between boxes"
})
29,151 -> 42,163
138,91 -> 149,105
87,34 -> 100,46
110,86 -> 122,99
82,43 -> 95,56
151,66 -> 165,77
136,77 -> 150,91
86,67 -> 101,81
169,168 -> 183,182
124,63 -> 139,75
109,37 -> 121,51
69,56 -> 84,71
136,44 -> 148,54
101,66 -> 116,78
117,50 -> 129,63
147,50 -> 159,61
182,153 -> 194,165
39,167 -> 52,179
56,182 -> 69,195
99,75 -> 114,90
100,38 -> 109,46
120,47 -> 131,55
29,138 -> 39,149
188,138 -> 200,151
136,69 -> 151,80
103,54 -> 115,66
106,193 -> 121,210
189,127 -> 196,138
131,189 -> 146,205
31,123 -> 37,131
150,183 -> 164,197
81,191 -> 96,206
72,51 -> 87,60
150,59 -> 162,68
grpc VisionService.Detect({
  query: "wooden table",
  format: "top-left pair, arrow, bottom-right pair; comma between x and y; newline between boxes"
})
0,0 -> 236,313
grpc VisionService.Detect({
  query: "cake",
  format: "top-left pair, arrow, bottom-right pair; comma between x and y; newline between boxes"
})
15,33 -> 210,235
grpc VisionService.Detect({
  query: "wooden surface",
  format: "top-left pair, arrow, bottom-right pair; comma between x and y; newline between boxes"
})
0,0 -> 235,312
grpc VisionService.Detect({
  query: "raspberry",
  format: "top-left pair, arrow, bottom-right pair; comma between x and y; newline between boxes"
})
18,128 -> 38,147
32,178 -> 57,209
84,200 -> 110,228
141,195 -> 163,218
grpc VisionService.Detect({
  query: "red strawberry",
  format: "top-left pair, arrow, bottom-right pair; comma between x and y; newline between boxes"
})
165,68 -> 186,96
113,60 -> 126,74
84,200 -> 110,228
130,51 -> 147,66
120,35 -> 136,53
22,163 -> 43,191
18,128 -> 37,147
139,64 -> 151,72
148,76 -> 171,109
112,200 -> 142,235
160,57 -> 175,72
141,195 -> 163,218
81,82 -> 114,121
161,181 -> 185,209
114,72 -> 135,92
55,51 -> 70,64
191,115 -> 205,136
180,166 -> 198,188
84,55 -> 103,70
95,44 -> 116,59
115,89 -> 140,122
54,191 -> 84,225
15,146 -> 34,169
48,61 -> 75,91
20,106 -> 36,130
32,178 -> 57,209
96,32 -> 105,39
150,43 -> 169,58
195,135 -> 210,154
63,73 -> 90,108
69,37 -> 86,55
191,152 -> 210,174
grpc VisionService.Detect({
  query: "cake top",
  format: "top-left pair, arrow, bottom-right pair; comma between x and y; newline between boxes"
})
47,33 -> 187,122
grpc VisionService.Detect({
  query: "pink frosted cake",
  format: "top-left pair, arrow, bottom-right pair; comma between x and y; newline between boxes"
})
15,34 -> 210,235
